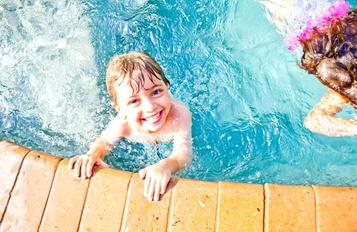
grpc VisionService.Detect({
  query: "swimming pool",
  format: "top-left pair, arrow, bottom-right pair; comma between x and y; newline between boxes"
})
1,0 -> 356,186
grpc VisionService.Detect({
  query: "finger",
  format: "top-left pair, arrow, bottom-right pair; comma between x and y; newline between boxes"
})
87,159 -> 94,177
154,180 -> 161,201
68,157 -> 77,170
81,159 -> 89,179
147,179 -> 156,201
160,176 -> 170,194
144,175 -> 151,197
74,159 -> 83,178
97,159 -> 109,168
139,168 -> 147,179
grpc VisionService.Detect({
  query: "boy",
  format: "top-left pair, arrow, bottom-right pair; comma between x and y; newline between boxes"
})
69,51 -> 192,201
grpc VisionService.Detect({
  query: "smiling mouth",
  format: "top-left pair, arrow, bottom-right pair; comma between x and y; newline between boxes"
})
142,110 -> 163,124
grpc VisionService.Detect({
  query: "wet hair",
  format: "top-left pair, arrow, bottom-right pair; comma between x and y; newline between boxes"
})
105,51 -> 170,111
300,9 -> 357,108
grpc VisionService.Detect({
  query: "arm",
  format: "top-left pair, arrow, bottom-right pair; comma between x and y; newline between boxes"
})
162,128 -> 193,173
164,103 -> 193,172
304,90 -> 357,136
69,115 -> 128,178
140,105 -> 192,201
85,137 -> 113,159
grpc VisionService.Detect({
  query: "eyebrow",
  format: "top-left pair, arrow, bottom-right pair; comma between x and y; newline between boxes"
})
126,83 -> 164,99
127,94 -> 138,100
144,83 -> 163,91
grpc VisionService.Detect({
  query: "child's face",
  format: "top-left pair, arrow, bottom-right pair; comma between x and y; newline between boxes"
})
115,74 -> 172,133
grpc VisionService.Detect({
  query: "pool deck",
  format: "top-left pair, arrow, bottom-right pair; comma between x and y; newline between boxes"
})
0,140 -> 356,232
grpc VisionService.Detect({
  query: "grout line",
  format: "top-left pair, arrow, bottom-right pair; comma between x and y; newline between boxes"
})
263,183 -> 269,232
119,174 -> 134,232
76,171 -> 92,232
166,179 -> 176,232
164,183 -> 172,232
0,147 -> 30,222
37,158 -> 63,231
312,185 -> 319,232
37,157 -> 62,232
215,182 -> 221,232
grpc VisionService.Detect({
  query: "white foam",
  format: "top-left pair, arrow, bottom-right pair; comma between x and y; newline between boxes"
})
0,0 -> 102,148
258,0 -> 339,37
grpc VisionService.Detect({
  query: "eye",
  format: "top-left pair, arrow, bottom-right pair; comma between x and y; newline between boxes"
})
152,88 -> 163,96
128,99 -> 139,106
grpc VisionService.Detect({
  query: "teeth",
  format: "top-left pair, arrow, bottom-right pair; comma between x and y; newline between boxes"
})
143,111 -> 161,122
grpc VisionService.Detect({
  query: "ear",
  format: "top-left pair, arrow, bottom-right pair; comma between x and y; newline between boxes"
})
316,58 -> 352,89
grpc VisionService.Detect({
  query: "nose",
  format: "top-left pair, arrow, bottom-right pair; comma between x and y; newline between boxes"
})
141,97 -> 156,112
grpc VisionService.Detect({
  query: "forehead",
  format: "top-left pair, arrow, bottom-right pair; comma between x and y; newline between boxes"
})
115,73 -> 164,98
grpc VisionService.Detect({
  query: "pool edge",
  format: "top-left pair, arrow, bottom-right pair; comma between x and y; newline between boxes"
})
0,141 -> 356,231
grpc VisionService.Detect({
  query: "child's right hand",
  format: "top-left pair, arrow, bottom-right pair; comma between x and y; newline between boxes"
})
68,154 -> 109,179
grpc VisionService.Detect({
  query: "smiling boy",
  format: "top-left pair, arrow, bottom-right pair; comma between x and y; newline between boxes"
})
69,51 -> 192,201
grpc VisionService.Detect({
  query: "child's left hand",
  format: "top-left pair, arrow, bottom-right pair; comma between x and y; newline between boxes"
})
139,160 -> 172,201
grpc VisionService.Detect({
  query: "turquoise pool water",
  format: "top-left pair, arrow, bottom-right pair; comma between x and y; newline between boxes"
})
1,0 -> 356,186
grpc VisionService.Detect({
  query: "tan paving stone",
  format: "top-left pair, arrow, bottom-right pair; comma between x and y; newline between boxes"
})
168,179 -> 218,232
39,160 -> 90,232
78,168 -> 132,232
217,182 -> 263,232
314,186 -> 357,232
0,151 -> 61,232
121,174 -> 172,232
265,183 -> 315,232
2,142 -> 357,232
0,141 -> 29,221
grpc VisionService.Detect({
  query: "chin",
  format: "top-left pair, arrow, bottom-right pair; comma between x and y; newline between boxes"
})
144,124 -> 164,133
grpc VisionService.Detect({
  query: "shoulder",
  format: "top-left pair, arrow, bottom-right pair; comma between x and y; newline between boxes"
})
101,114 -> 131,141
172,101 -> 191,119
170,101 -> 192,130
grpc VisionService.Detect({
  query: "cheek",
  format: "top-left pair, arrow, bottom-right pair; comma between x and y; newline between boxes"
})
125,108 -> 142,120
161,93 -> 172,106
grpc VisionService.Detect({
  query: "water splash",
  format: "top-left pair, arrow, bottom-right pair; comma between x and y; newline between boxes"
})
0,0 -> 102,154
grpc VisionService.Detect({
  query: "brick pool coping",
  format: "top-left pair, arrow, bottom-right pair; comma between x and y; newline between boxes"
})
0,140 -> 356,231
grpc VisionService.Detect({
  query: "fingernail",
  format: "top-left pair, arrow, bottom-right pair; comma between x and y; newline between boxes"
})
154,196 -> 158,201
